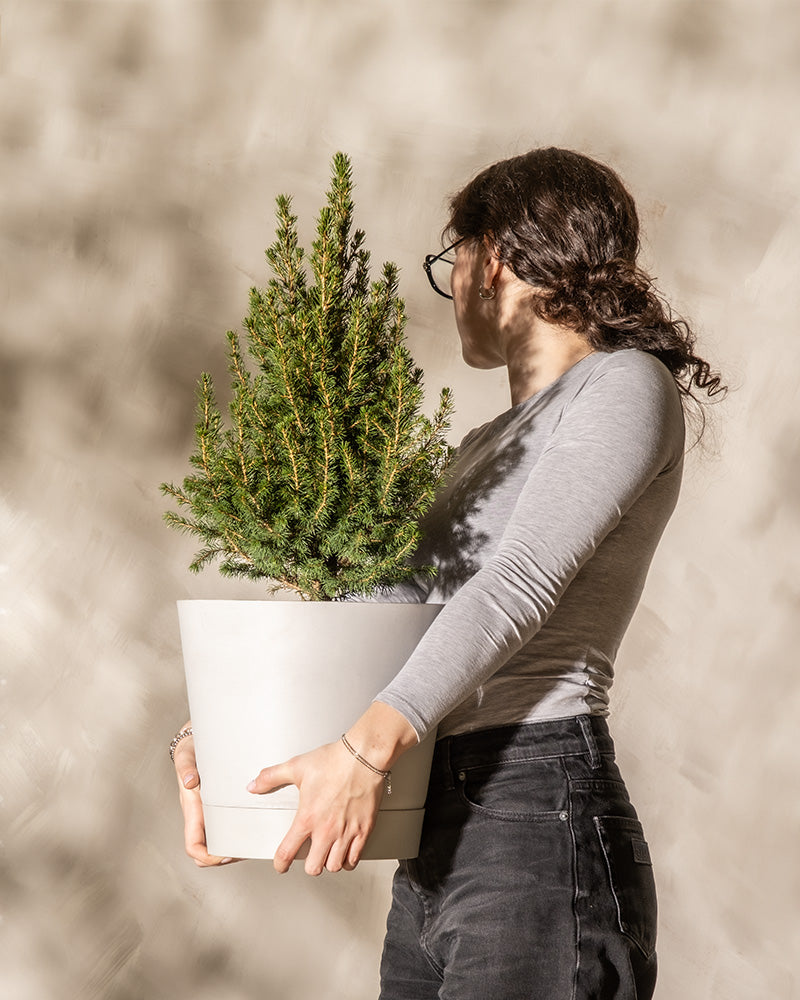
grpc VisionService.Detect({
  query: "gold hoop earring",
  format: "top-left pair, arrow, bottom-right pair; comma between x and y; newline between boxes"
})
478,284 -> 496,300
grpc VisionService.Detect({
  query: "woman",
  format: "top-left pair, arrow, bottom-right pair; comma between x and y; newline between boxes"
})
172,147 -> 722,999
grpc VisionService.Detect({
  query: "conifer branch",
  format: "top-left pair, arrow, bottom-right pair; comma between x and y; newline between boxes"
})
312,416 -> 332,525
279,425 -> 301,496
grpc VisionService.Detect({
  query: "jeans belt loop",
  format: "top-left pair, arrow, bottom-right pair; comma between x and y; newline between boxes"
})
578,715 -> 601,769
441,736 -> 455,791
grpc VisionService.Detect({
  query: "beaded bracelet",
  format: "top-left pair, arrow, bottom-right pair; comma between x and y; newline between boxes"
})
169,726 -> 193,761
341,733 -> 392,796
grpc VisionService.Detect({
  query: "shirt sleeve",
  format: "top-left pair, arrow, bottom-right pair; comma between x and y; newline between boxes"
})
374,352 -> 685,740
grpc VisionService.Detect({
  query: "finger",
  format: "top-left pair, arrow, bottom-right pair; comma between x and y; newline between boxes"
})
304,837 -> 331,877
247,762 -> 295,795
180,785 -> 216,864
195,855 -> 241,868
346,832 -> 369,869
306,818 -> 348,876
322,837 -> 350,874
179,783 -> 240,867
273,817 -> 313,874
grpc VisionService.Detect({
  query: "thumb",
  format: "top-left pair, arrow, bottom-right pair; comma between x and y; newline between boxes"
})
172,732 -> 200,789
247,761 -> 296,795
177,766 -> 200,790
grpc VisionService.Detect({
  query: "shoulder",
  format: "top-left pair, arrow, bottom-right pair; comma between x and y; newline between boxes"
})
578,349 -> 682,416
587,347 -> 677,389
565,349 -> 685,465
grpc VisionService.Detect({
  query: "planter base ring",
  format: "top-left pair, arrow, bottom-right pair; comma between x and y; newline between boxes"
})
204,804 -> 427,862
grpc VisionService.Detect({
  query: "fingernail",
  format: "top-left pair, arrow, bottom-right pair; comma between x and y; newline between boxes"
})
246,780 -> 257,792
220,858 -> 234,865
183,773 -> 197,787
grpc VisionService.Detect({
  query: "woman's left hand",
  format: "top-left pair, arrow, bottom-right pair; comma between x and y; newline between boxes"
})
246,738 -> 386,876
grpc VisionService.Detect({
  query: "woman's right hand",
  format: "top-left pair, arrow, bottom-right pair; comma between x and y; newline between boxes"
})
172,721 -> 240,867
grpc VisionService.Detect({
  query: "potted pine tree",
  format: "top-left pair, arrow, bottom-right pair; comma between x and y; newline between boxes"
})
162,153 -> 452,861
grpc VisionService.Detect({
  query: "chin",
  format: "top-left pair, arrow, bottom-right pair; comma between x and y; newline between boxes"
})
462,348 -> 501,371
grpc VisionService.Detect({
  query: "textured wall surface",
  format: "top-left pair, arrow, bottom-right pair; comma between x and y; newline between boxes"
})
2,1 -> 798,998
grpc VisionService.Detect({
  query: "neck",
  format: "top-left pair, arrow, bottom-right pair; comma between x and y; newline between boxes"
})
466,263 -> 596,406
503,320 -> 595,406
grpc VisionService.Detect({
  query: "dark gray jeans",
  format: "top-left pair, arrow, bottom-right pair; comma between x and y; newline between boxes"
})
379,716 -> 657,999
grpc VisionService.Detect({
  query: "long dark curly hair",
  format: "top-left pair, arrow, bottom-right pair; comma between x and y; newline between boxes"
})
445,147 -> 724,407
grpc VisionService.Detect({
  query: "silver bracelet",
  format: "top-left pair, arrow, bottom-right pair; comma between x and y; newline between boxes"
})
169,726 -> 193,761
341,734 -> 392,796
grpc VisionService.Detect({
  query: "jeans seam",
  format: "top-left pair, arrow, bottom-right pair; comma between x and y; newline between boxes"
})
563,756 -> 580,1000
403,861 -> 445,980
418,932 -> 444,981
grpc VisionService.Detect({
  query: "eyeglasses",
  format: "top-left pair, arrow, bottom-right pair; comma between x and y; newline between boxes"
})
423,239 -> 464,300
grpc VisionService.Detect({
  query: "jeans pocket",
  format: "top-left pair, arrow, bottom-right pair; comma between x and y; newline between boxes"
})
457,758 -> 568,821
594,815 -> 658,958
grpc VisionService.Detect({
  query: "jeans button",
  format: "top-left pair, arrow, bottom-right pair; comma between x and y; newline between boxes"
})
559,811 -> 568,821
457,771 -> 466,782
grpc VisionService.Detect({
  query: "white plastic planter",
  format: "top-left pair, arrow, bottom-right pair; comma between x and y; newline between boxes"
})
177,600 -> 441,861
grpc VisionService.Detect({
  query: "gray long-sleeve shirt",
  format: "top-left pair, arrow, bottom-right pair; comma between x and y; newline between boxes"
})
374,348 -> 685,741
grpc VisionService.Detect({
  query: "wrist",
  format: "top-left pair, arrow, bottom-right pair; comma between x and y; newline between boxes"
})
340,733 -> 393,795
344,701 -> 418,772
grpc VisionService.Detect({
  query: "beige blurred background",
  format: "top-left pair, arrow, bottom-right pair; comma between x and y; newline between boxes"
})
2,1 -> 798,997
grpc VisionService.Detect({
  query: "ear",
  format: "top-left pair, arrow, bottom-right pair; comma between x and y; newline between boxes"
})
480,236 -> 504,290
